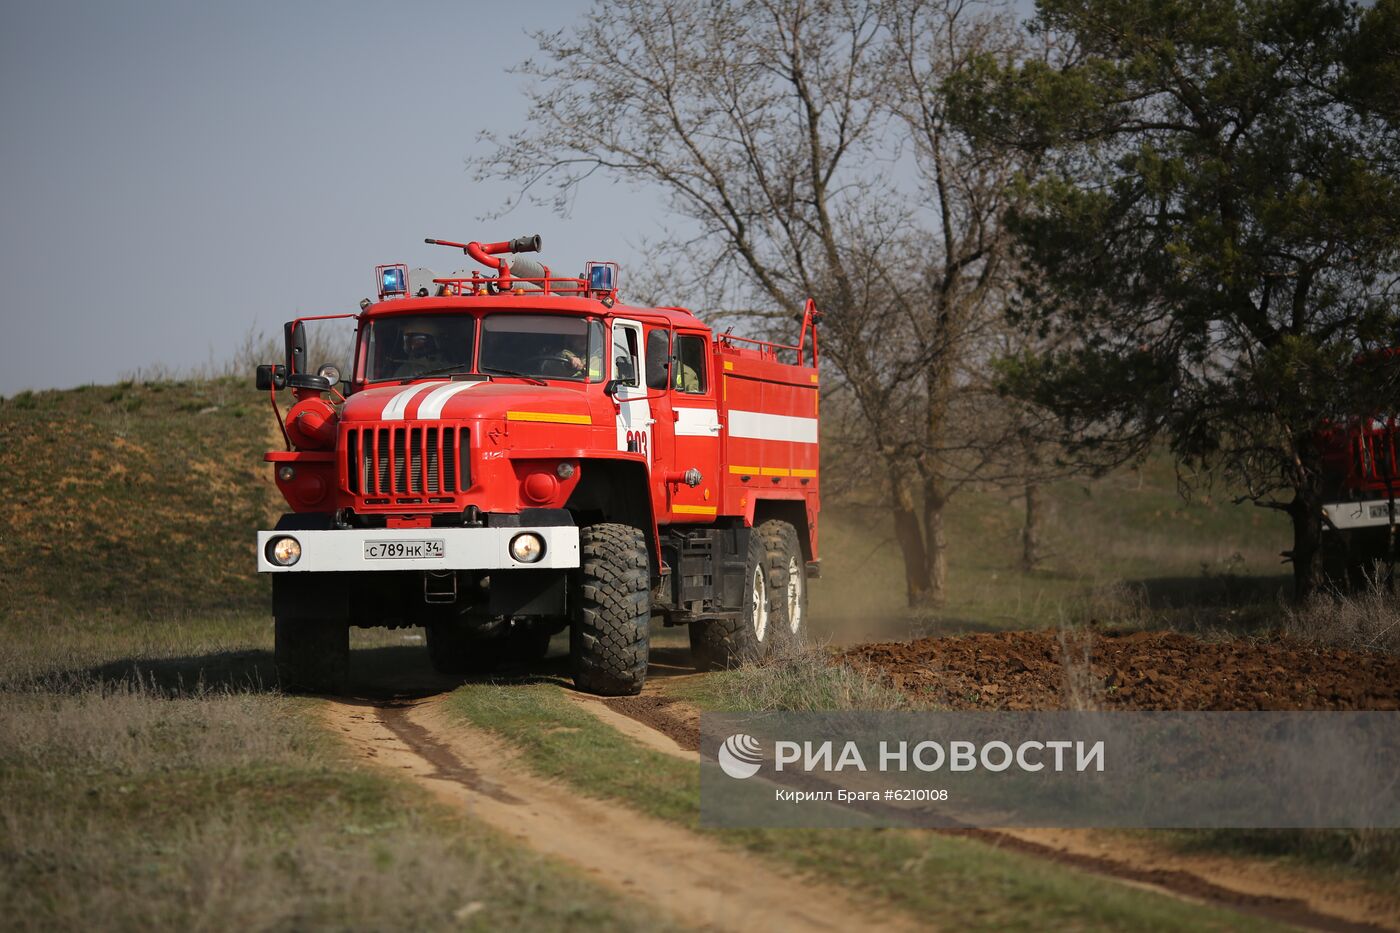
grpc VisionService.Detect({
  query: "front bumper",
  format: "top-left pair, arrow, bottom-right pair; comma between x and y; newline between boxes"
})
1323,499 -> 1400,531
256,525 -> 580,573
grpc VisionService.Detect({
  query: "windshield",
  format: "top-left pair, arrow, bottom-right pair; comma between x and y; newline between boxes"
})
480,314 -> 605,382
364,314 -> 476,382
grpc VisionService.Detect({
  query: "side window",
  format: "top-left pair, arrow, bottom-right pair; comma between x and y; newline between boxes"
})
611,323 -> 640,387
645,329 -> 670,390
674,334 -> 708,394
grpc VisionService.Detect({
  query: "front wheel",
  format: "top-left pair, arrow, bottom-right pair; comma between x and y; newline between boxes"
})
275,617 -> 349,694
570,523 -> 651,696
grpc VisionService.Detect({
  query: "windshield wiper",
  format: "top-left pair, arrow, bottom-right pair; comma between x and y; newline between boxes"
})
398,365 -> 473,382
481,365 -> 547,386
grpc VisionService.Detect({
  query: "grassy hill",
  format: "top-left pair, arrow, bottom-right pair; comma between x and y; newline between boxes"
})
0,376 -> 1287,638
0,378 -> 275,622
0,378 -> 1385,929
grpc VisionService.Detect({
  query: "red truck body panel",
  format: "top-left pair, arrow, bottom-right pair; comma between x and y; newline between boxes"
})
267,291 -> 821,560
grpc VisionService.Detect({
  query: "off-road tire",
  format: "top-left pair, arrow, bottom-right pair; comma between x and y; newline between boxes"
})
689,520 -> 799,670
570,523 -> 650,696
275,617 -> 349,694
768,521 -> 809,652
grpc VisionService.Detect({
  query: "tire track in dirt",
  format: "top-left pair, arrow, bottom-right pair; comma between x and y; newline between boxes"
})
575,689 -> 1397,933
321,695 -> 924,933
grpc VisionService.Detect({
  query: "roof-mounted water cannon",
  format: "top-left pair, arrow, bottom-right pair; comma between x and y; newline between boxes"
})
425,234 -> 542,291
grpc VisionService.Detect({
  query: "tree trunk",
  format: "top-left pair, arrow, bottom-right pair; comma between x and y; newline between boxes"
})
1021,481 -> 1042,572
922,475 -> 948,606
1289,483 -> 1324,603
891,468 -> 934,606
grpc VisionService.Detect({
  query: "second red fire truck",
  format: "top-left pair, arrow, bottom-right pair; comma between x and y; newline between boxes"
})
255,235 -> 821,695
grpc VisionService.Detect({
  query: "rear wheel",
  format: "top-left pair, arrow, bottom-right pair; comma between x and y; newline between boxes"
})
690,521 -> 799,670
275,617 -> 349,694
769,522 -> 809,652
570,523 -> 650,696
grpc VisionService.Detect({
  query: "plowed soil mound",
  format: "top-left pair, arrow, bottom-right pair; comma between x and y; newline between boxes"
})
842,630 -> 1400,710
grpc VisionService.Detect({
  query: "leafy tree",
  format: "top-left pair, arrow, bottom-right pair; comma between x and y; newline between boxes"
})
948,0 -> 1400,598
477,0 -> 1038,606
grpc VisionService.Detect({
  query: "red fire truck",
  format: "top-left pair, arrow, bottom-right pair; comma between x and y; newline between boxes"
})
1320,413 -> 1400,582
255,235 -> 820,695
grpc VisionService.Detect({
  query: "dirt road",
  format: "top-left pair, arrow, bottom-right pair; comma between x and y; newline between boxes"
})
577,679 -> 1400,933
322,694 -> 923,933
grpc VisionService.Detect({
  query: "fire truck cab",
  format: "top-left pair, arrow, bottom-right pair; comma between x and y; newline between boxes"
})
254,235 -> 820,695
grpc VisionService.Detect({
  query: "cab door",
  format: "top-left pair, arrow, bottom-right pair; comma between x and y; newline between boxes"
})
644,325 -> 677,503
667,330 -> 721,521
610,319 -> 652,463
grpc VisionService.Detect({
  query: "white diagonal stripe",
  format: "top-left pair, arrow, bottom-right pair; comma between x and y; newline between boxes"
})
381,382 -> 443,421
416,380 -> 485,419
727,410 -> 819,444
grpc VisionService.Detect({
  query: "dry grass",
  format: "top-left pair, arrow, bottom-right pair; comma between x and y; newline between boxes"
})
678,645 -> 917,712
0,635 -> 669,932
1055,626 -> 1102,711
1281,571 -> 1400,653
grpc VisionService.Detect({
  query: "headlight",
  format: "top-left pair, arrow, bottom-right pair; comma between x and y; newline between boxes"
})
316,363 -> 341,384
509,532 -> 544,563
277,465 -> 296,482
267,536 -> 302,566
556,461 -> 576,480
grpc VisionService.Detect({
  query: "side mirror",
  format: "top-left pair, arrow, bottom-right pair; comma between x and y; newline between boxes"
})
603,379 -> 621,397
255,363 -> 287,391
284,320 -> 307,374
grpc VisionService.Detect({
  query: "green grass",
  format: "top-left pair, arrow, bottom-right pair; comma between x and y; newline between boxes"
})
447,683 -> 1268,932
815,455 -> 1291,638
0,624 -> 671,932
0,377 -> 276,621
2,375 -> 1383,925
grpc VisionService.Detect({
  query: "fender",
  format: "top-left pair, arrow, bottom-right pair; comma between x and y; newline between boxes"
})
562,451 -> 661,584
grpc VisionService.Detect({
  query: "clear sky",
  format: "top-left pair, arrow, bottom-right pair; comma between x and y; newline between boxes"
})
0,0 -> 665,395
1,0 -> 1040,396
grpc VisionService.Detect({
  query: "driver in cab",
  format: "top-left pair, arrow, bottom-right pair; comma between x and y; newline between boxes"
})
537,334 -> 600,380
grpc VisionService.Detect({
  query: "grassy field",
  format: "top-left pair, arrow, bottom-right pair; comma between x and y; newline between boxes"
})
0,376 -> 1387,927
0,621 -> 679,931
0,381 -> 673,930
447,683 -> 1266,932
0,375 -> 1291,639
814,457 -> 1290,641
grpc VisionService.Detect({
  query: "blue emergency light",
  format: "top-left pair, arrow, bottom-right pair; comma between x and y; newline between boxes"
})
587,263 -> 615,293
381,267 -> 406,295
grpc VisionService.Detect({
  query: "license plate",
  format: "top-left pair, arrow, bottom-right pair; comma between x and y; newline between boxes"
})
364,539 -> 445,560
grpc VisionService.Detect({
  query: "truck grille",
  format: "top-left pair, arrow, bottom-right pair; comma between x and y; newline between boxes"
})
344,424 -> 470,497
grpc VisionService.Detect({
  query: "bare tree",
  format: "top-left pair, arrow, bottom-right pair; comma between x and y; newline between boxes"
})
477,0 -> 1031,606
